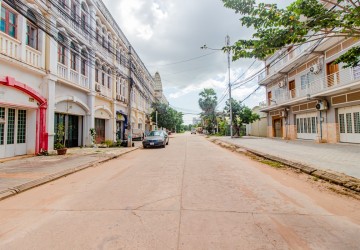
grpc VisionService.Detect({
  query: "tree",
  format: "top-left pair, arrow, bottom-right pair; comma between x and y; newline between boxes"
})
198,88 -> 218,134
224,99 -> 260,136
222,0 -> 360,67
151,102 -> 184,131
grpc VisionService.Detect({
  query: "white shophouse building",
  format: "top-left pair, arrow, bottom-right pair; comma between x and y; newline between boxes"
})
0,0 -> 157,158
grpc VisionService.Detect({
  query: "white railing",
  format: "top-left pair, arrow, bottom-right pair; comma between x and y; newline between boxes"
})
25,46 -> 42,68
80,75 -> 89,88
269,67 -> 360,107
57,63 -> 68,79
70,69 -> 79,84
0,33 -> 20,60
100,84 -> 112,98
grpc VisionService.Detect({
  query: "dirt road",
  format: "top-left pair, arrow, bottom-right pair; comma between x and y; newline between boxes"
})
0,133 -> 359,249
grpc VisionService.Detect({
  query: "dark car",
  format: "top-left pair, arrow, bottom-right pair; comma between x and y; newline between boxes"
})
142,130 -> 169,148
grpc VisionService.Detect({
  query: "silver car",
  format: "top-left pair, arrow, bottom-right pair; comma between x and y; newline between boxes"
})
142,130 -> 169,148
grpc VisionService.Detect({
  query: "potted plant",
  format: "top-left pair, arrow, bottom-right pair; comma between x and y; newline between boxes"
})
89,128 -> 96,147
55,123 -> 67,155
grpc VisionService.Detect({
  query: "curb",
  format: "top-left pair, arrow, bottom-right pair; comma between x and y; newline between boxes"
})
208,138 -> 360,193
0,147 -> 139,201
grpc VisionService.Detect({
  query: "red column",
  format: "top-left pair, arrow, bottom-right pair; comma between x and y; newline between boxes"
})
39,106 -> 48,153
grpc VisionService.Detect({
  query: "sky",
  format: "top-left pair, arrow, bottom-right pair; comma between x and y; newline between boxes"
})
102,0 -> 285,124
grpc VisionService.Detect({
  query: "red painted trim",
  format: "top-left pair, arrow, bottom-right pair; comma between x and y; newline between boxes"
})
0,76 -> 48,154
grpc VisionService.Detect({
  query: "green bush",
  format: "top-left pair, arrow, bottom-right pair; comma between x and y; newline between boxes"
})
104,140 -> 114,147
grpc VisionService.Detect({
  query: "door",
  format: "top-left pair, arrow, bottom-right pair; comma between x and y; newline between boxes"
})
327,62 -> 339,87
273,118 -> 282,138
338,105 -> 360,143
67,115 -> 79,147
289,80 -> 296,98
95,118 -> 105,144
0,107 -> 28,158
296,112 -> 318,140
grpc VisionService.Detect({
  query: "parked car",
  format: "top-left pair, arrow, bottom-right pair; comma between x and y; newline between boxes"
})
191,128 -> 196,134
143,130 -> 169,148
125,128 -> 144,141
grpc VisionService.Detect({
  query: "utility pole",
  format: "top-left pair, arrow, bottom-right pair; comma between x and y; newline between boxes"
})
226,35 -> 233,138
127,46 -> 133,147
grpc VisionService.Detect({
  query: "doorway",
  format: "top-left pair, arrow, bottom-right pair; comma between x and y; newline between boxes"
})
273,118 -> 283,138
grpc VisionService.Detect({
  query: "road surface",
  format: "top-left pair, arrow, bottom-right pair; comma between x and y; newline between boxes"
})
0,133 -> 360,249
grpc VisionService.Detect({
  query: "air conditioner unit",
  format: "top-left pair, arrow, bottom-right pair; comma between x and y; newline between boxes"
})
278,79 -> 286,88
310,64 -> 321,74
280,110 -> 288,118
95,84 -> 101,92
316,100 -> 328,111
116,94 -> 121,101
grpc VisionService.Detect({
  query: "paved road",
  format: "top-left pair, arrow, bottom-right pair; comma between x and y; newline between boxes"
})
0,134 -> 360,249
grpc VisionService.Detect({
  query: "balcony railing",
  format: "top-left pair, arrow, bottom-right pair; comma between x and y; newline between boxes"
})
0,33 -> 20,60
25,46 -> 42,68
268,67 -> 360,107
57,63 -> 68,79
58,63 -> 89,89
98,84 -> 112,99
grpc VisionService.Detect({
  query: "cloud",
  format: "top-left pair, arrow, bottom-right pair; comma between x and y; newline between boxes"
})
103,0 -> 290,123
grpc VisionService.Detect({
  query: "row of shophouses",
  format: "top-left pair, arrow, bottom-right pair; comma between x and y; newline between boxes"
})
256,10 -> 360,144
0,0 -> 168,158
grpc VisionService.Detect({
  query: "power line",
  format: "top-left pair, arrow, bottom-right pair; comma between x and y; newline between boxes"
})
149,51 -> 217,67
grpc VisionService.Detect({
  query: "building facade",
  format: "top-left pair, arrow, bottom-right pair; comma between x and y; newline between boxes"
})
260,31 -> 360,143
0,0 -> 157,158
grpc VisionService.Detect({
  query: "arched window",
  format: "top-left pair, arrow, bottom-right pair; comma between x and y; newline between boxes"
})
81,49 -> 88,76
26,10 -> 38,49
70,42 -> 77,70
58,33 -> 66,64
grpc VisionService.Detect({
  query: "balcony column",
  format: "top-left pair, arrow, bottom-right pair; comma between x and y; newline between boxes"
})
76,47 -> 81,86
19,15 -> 27,62
44,76 -> 56,150
45,14 -> 58,75
89,50 -> 95,91
87,92 -> 96,145
89,5 -> 97,45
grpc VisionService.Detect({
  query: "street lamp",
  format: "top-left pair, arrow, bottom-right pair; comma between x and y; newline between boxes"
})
201,35 -> 233,138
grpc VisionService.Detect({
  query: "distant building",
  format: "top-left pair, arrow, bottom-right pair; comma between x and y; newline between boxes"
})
153,72 -> 169,105
245,106 -> 267,137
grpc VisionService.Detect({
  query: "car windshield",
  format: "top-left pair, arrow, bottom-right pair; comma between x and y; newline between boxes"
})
148,131 -> 162,137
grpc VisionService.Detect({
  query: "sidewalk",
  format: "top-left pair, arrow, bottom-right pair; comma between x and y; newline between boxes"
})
0,143 -> 141,201
209,136 -> 360,192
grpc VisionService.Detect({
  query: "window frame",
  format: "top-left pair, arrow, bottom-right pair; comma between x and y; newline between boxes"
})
1,5 -> 17,39
26,21 -> 38,50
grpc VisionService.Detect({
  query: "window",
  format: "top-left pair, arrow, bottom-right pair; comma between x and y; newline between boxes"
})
300,72 -> 314,90
107,70 -> 111,88
354,112 -> 360,134
0,107 -> 5,145
81,3 -> 88,31
346,113 -> 353,133
102,66 -> 106,86
58,33 -> 66,64
59,0 -> 67,8
26,22 -> 38,49
1,6 -> 17,38
7,109 -> 15,145
339,114 -> 345,133
17,110 -> 26,144
71,2 -> 78,21
81,50 -> 87,76
70,42 -> 77,70
95,62 -> 100,83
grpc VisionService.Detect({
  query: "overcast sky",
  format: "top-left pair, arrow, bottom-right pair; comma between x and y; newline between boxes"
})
102,0 -> 285,124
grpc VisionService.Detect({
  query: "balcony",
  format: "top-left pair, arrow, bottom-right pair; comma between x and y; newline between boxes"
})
0,33 -> 20,60
57,63 -> 89,89
25,46 -> 43,68
96,83 -> 112,99
268,67 -> 360,107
